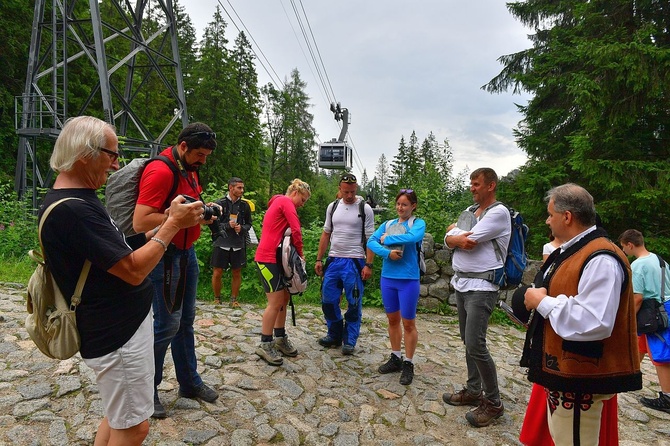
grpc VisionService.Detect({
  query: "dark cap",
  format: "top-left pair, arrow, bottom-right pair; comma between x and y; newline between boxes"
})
178,122 -> 217,150
511,286 -> 533,324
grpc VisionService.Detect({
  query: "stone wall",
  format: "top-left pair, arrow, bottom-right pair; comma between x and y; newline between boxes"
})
418,233 -> 542,309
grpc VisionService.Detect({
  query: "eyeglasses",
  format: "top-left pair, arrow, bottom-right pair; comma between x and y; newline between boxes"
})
400,189 -> 414,194
340,173 -> 357,183
98,147 -> 120,162
190,131 -> 216,140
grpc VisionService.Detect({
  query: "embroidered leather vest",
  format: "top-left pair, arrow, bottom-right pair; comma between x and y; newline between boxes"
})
529,236 -> 641,394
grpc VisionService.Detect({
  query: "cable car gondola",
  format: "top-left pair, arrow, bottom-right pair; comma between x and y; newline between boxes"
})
318,139 -> 352,169
318,102 -> 353,169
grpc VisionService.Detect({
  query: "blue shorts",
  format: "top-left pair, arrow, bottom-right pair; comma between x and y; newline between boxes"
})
380,277 -> 420,320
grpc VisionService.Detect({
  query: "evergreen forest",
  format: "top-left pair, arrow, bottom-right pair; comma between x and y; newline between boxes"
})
1,0 -> 668,290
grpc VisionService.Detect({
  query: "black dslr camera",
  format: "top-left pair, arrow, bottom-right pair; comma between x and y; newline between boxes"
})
181,195 -> 222,221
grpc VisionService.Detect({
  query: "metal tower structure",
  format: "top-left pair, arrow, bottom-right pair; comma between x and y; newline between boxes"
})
14,0 -> 188,209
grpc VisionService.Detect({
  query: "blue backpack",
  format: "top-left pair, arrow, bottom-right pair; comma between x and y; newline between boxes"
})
469,202 -> 529,289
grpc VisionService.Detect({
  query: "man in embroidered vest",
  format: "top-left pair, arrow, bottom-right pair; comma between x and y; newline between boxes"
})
523,183 -> 641,445
619,229 -> 670,413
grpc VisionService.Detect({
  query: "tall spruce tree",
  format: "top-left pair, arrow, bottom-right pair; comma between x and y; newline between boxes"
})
261,69 -> 316,196
485,0 -> 670,255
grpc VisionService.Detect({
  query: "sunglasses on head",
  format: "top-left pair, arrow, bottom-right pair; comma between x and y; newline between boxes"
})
340,173 -> 357,183
400,188 -> 414,194
190,131 -> 216,140
98,147 -> 120,162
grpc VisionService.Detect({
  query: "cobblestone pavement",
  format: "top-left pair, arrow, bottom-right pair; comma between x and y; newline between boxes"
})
1,283 -> 670,445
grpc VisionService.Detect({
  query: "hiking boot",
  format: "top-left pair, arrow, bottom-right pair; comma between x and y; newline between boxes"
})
151,394 -> 167,419
342,344 -> 355,355
318,335 -> 342,348
378,353 -> 403,374
178,383 -> 219,403
465,398 -> 504,427
256,341 -> 283,366
442,388 -> 483,406
275,335 -> 298,357
640,392 -> 670,413
399,360 -> 414,385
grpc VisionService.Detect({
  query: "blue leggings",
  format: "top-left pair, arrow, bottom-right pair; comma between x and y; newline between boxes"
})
380,277 -> 420,320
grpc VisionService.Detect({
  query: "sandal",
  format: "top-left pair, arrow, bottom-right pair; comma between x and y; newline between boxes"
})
230,299 -> 240,308
213,297 -> 221,305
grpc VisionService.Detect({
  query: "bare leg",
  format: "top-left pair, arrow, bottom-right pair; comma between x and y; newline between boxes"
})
274,290 -> 291,329
261,290 -> 287,335
94,418 -> 149,446
211,267 -> 223,302
402,317 -> 418,359
231,268 -> 242,297
656,363 -> 670,393
386,311 -> 402,351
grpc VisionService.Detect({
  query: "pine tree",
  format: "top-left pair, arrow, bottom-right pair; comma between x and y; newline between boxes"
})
484,0 -> 670,254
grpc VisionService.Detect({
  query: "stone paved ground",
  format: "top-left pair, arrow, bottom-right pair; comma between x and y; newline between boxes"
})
1,283 -> 670,445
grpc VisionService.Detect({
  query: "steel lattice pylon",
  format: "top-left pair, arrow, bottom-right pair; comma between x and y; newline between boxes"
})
14,0 -> 188,209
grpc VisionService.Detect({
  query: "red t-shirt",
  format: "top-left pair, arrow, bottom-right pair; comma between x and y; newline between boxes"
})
137,147 -> 202,249
254,194 -> 304,263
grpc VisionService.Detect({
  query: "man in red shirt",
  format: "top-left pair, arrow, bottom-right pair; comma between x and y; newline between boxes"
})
134,123 -> 220,419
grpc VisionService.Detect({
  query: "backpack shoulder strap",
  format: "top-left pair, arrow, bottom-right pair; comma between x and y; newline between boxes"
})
328,199 -> 340,220
38,197 -> 91,308
149,155 -> 181,205
358,200 -> 367,245
656,253 -> 667,302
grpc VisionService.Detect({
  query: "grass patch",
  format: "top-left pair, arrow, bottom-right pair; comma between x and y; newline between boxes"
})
0,255 -> 34,285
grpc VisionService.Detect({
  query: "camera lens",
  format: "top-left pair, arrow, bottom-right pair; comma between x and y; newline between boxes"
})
202,204 -> 221,221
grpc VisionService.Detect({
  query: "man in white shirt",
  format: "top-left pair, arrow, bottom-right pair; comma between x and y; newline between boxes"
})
442,167 -> 510,427
315,173 -> 375,355
523,183 -> 641,445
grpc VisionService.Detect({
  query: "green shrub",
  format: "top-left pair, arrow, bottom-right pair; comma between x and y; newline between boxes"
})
0,182 -> 38,259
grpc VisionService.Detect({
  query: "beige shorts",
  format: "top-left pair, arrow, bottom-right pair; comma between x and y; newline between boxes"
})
83,312 -> 154,429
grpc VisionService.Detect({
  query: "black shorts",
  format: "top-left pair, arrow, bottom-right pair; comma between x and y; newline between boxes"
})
255,261 -> 286,293
211,247 -> 246,270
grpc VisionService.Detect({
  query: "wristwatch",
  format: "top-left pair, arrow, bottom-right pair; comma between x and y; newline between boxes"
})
365,263 -> 373,269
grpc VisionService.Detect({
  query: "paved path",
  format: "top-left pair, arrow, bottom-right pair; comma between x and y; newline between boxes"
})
1,283 -> 669,445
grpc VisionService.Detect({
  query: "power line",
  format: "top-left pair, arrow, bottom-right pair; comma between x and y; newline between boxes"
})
214,1 -> 365,171
217,0 -> 284,89
286,0 -> 334,106
296,0 -> 338,104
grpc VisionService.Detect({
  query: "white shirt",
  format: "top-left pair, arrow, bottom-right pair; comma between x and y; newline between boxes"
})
324,198 -> 375,259
446,204 -> 511,292
536,226 -> 624,342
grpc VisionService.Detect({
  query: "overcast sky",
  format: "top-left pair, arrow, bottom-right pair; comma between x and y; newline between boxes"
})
180,0 -> 533,180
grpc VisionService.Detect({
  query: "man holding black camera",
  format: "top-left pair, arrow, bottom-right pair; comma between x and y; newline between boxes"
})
209,177 -> 252,307
134,123 -> 220,419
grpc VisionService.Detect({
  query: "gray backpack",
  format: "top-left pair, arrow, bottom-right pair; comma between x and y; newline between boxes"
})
105,156 -> 179,235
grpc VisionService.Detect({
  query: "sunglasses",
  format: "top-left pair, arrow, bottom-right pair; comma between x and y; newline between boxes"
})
340,173 -> 357,183
400,188 -> 414,194
190,131 -> 216,140
99,147 -> 120,162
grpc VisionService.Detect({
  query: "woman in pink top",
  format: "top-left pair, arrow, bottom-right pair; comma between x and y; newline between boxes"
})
254,179 -> 311,366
